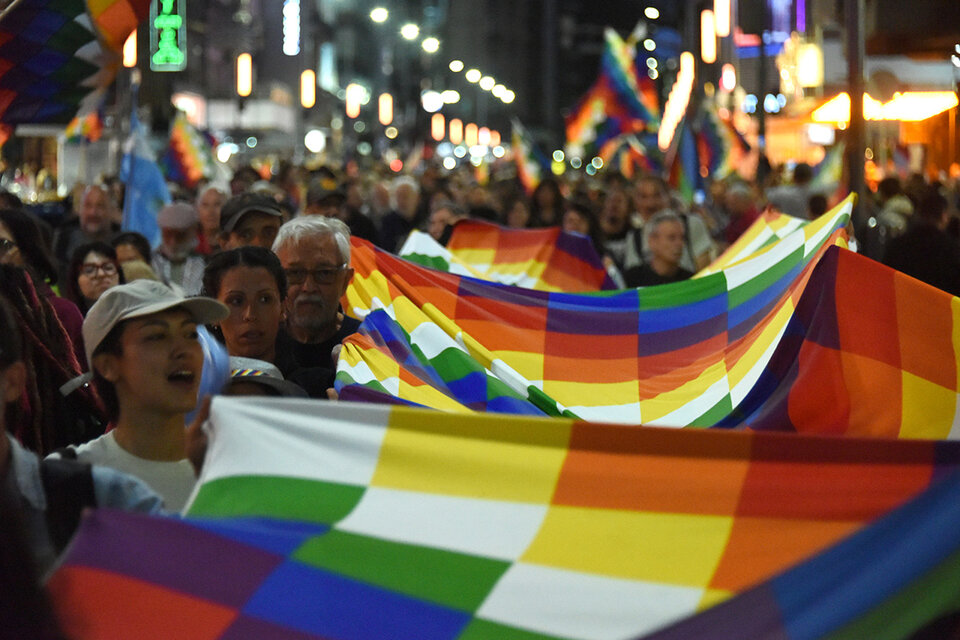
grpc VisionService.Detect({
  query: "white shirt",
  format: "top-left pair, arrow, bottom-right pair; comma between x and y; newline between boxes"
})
62,431 -> 196,512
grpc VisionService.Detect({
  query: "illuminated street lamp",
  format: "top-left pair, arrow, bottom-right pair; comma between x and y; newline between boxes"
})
378,92 -> 393,125
479,76 -> 496,91
644,6 -> 659,19
370,7 -> 388,23
449,60 -> 464,72
449,118 -> 464,144
345,83 -> 364,118
501,90 -> 516,104
300,69 -> 316,108
400,23 -> 419,40
431,114 -> 445,141
465,68 -> 481,83
123,30 -> 137,68
464,122 -> 479,147
714,0 -> 730,37
441,90 -> 461,104
701,10 -> 717,64
422,37 -> 440,54
236,53 -> 252,97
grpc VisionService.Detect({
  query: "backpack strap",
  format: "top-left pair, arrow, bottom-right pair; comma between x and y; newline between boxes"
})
39,457 -> 96,552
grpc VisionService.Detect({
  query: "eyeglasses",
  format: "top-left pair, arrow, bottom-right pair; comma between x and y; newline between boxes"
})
284,265 -> 346,285
0,238 -> 16,256
80,261 -> 118,277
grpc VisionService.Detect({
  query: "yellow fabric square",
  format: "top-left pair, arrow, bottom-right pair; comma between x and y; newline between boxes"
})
393,296 -> 432,331
340,342 -> 398,378
487,260 -> 547,279
397,380 -> 472,413
698,588 -> 733,612
726,301 -> 794,389
639,360 -> 728,423
452,248 -> 496,268
900,372 -> 957,439
372,410 -> 571,503
346,270 -> 394,315
523,506 -> 734,586
496,350 -> 545,381
543,379 -> 640,409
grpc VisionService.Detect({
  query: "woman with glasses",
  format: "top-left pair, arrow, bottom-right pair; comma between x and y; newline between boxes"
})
64,242 -> 125,316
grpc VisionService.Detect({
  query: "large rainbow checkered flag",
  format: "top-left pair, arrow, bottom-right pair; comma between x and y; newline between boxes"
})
400,222 -> 615,292
49,397 -> 960,639
0,0 -> 149,125
339,193 -> 960,439
335,198 -> 851,422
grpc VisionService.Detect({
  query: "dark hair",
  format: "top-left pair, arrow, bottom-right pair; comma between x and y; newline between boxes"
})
793,162 -> 813,185
918,187 -> 948,223
202,245 -> 287,301
808,194 -> 828,218
110,231 -> 152,264
530,178 -> 564,227
64,242 -> 125,315
0,295 -> 22,370
0,265 -> 105,453
0,208 -> 59,285
90,321 -> 126,422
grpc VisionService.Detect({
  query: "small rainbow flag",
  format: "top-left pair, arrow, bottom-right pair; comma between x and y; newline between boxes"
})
696,99 -> 749,180
160,111 -> 217,189
63,107 -> 104,143
511,118 -> 547,195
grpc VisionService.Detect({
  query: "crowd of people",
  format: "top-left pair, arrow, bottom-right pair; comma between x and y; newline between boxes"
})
2,155 -> 960,633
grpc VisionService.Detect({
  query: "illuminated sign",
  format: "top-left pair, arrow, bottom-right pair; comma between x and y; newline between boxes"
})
150,0 -> 186,72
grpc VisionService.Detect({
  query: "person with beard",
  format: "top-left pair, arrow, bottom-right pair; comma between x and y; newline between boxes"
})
271,216 -> 359,395
151,203 -> 206,295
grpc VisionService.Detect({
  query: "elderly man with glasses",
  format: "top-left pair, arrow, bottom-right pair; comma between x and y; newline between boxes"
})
270,216 -> 359,396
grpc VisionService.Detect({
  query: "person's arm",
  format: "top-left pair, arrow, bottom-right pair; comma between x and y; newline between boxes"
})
91,466 -> 165,514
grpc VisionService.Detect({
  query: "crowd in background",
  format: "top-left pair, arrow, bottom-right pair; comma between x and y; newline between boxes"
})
2,156 -> 960,632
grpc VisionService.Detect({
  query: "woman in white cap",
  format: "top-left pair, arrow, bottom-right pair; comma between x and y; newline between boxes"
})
52,280 -> 228,511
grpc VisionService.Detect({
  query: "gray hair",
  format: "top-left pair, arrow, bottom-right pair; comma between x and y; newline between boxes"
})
272,216 -> 352,265
641,210 -> 684,261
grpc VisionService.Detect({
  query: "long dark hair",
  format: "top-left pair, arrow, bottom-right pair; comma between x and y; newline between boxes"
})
0,265 -> 106,454
64,242 -> 125,315
0,208 -> 59,285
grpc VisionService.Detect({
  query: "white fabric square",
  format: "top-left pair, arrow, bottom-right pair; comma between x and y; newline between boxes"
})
477,562 -> 704,640
200,398 -> 390,487
336,487 -> 548,561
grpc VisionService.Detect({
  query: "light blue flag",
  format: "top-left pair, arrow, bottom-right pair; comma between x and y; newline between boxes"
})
120,84 -> 170,248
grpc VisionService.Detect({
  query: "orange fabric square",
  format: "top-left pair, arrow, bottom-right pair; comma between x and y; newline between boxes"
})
554,424 -> 752,515
50,567 -> 238,640
788,342 -> 851,435
546,332 -> 639,359
709,516 -> 861,592
737,434 -> 935,520
895,273 -> 956,390
543,354 -> 639,383
840,350 -> 903,438
835,251 -> 900,368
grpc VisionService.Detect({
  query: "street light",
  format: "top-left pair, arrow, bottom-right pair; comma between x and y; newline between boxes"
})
346,83 -> 364,118
431,114 -> 445,141
379,92 -> 393,125
501,90 -> 516,104
465,122 -> 479,147
236,53 -> 252,97
701,10 -> 717,64
449,118 -> 464,144
421,90 -> 443,113
441,90 -> 461,103
714,0 -> 730,37
644,7 -> 659,19
479,76 -> 495,91
400,23 -> 419,40
300,69 -> 316,108
422,37 -> 440,54
123,30 -> 137,67
449,60 -> 464,72
465,68 -> 481,83
370,7 -> 388,23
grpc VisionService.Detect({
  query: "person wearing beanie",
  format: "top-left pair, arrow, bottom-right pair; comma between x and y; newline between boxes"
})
151,202 -> 207,295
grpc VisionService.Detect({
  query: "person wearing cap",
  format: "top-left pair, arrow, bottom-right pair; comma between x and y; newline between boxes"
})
305,179 -> 379,245
50,280 -> 228,511
152,202 -> 206,296
219,192 -> 285,251
225,357 -> 307,397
